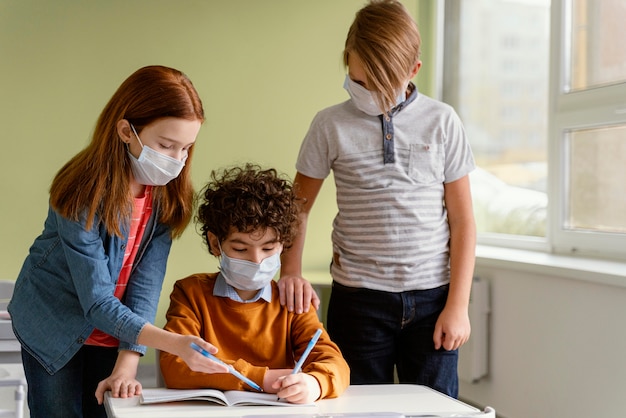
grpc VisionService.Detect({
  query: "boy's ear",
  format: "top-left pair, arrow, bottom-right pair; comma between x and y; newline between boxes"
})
207,232 -> 220,256
409,59 -> 422,79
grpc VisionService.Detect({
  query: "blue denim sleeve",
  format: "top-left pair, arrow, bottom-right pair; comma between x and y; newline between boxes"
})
53,210 -> 149,345
119,220 -> 172,354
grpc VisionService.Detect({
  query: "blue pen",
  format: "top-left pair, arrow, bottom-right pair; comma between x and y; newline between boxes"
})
292,328 -> 323,374
190,342 -> 263,392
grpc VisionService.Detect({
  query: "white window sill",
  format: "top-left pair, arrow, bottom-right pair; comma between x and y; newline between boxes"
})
304,246 -> 626,289
476,244 -> 626,288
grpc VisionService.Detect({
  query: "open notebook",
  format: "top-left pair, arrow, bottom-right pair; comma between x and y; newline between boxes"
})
140,388 -> 313,407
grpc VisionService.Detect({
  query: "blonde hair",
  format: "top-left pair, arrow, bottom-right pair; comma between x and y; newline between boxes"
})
343,0 -> 421,112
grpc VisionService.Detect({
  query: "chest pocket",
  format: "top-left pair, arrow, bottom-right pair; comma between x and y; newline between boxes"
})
408,143 -> 444,184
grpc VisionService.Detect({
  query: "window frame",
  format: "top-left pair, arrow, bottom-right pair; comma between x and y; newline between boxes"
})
549,0 -> 626,260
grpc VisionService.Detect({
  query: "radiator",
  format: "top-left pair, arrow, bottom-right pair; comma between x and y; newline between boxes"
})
458,277 -> 490,383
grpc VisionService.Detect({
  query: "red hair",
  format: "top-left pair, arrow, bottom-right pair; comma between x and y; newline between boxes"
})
50,65 -> 205,238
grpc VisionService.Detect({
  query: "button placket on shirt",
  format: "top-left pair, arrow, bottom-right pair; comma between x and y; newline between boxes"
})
381,114 -> 395,164
377,83 -> 419,165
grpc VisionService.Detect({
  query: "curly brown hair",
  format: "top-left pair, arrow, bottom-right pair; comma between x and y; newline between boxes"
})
196,164 -> 300,254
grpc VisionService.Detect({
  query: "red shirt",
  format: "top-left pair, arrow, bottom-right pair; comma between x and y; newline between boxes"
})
86,187 -> 153,347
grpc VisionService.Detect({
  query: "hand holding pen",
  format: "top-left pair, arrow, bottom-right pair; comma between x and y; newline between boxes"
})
190,342 -> 263,392
276,328 -> 323,402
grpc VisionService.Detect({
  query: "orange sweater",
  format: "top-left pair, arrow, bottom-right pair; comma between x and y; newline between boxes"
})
160,273 -> 350,399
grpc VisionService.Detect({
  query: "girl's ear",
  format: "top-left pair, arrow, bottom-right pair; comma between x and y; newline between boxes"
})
117,119 -> 133,144
207,232 -> 220,256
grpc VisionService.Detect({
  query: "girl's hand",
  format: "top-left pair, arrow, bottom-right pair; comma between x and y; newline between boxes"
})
95,350 -> 142,404
137,325 -> 229,374
272,373 -> 321,404
176,335 -> 230,374
95,371 -> 142,405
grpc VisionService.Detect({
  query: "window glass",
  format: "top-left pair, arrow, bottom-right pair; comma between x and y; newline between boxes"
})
443,0 -> 551,237
565,124 -> 626,233
568,0 -> 626,92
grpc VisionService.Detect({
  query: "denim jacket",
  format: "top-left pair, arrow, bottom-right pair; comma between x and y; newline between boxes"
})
8,204 -> 172,374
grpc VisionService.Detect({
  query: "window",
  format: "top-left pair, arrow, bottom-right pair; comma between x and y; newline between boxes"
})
439,0 -> 626,260
565,0 -> 626,92
550,0 -> 626,259
441,0 -> 551,242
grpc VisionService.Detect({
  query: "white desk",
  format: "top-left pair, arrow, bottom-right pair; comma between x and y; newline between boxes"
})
105,384 -> 494,418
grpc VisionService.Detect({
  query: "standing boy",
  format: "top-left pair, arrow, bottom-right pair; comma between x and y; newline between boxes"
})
280,0 -> 476,398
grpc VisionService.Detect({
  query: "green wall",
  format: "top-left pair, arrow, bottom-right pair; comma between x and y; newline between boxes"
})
0,0 -> 433,363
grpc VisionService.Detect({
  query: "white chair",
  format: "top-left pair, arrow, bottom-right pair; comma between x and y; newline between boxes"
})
0,281 -> 27,418
154,349 -> 165,387
0,282 -> 14,311
0,363 -> 26,418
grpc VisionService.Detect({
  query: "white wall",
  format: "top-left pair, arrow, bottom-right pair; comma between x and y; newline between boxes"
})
460,249 -> 626,418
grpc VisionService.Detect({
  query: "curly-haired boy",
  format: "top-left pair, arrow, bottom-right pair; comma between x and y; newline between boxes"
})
160,164 -> 349,404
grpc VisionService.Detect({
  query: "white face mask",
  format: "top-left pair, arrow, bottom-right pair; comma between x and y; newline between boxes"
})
128,124 -> 186,186
218,244 -> 282,291
343,74 -> 406,116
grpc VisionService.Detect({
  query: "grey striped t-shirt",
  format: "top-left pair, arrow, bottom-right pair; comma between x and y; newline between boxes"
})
296,92 -> 475,292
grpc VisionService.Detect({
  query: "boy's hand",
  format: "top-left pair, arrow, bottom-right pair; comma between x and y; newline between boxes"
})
433,305 -> 471,351
273,373 -> 321,404
277,275 -> 320,313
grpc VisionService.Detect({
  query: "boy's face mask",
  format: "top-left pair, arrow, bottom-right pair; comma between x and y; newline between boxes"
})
343,75 -> 406,116
218,242 -> 282,291
127,124 -> 186,186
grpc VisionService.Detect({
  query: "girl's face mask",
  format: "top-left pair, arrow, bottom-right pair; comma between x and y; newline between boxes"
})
127,124 -> 186,186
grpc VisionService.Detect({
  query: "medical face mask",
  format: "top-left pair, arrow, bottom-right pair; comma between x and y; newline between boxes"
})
343,74 -> 406,116
218,244 -> 282,291
127,124 -> 186,186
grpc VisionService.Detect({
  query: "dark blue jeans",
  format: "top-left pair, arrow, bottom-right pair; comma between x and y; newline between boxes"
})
22,345 -> 118,418
327,281 -> 458,398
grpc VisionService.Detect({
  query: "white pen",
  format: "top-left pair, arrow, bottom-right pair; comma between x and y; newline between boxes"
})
292,328 -> 323,374
190,342 -> 263,392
